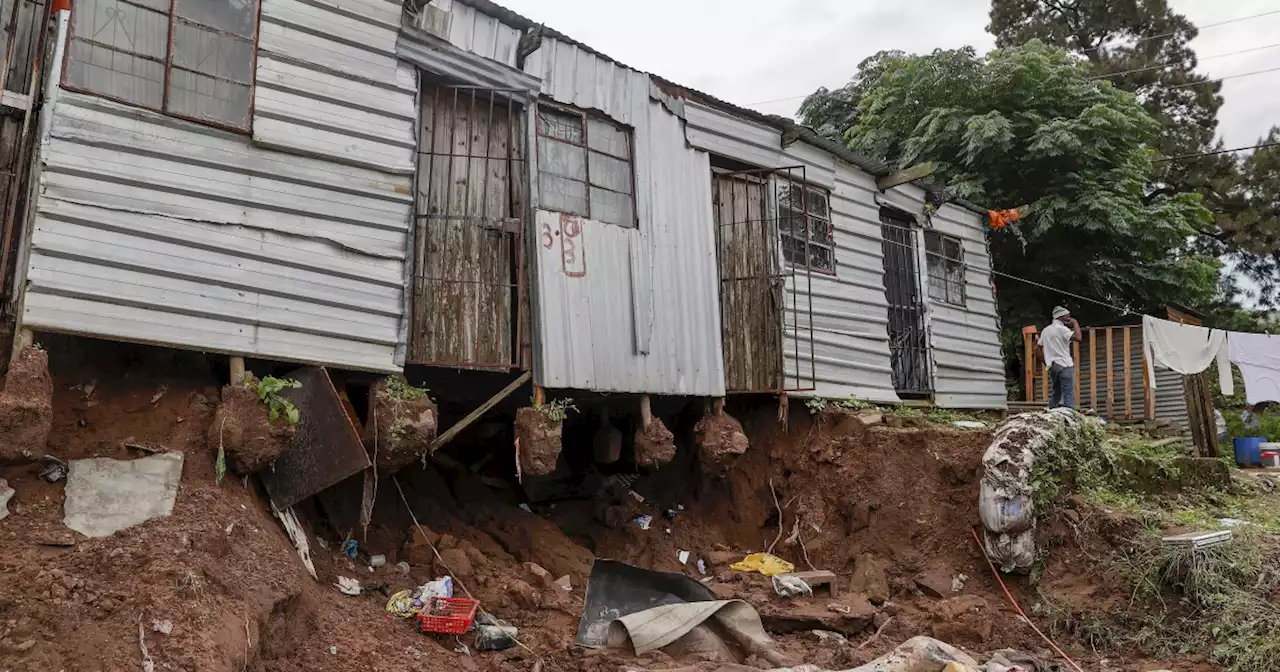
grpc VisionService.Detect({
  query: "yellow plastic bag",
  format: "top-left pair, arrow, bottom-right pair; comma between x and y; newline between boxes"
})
729,553 -> 794,576
385,589 -> 422,618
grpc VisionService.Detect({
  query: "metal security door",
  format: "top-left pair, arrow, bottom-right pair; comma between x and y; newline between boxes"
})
712,166 -> 814,392
879,209 -> 932,395
410,83 -> 527,369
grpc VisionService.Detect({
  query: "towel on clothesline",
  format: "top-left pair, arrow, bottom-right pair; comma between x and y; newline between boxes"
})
1228,332 -> 1280,404
1142,315 -> 1232,396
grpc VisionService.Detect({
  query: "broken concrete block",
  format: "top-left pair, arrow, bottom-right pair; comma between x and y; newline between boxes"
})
915,566 -> 954,599
0,478 -> 13,520
694,411 -> 749,476
63,452 -> 184,538
635,418 -> 676,469
780,570 -> 838,597
515,407 -> 563,477
849,553 -> 889,604
0,347 -> 52,465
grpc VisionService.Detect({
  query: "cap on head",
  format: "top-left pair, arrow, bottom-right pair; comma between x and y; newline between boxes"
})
1052,306 -> 1070,320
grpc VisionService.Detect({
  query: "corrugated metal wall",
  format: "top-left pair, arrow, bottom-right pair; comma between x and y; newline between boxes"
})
254,0 -> 416,174
22,0 -> 415,371
522,38 -> 725,396
927,203 -> 1006,409
423,0 -> 522,67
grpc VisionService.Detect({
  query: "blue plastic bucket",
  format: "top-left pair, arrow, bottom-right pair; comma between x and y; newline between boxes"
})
1234,436 -> 1265,467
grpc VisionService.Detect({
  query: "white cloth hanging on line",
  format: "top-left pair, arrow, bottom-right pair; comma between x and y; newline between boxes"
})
1227,332 -> 1280,404
1142,315 -> 1232,395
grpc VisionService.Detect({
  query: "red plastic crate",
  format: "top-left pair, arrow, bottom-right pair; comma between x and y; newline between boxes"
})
417,597 -> 479,635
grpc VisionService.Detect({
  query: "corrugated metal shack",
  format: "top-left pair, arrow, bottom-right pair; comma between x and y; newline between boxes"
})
9,0 -> 1009,410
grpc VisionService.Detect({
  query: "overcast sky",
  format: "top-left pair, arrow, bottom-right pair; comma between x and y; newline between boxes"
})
498,0 -> 1279,148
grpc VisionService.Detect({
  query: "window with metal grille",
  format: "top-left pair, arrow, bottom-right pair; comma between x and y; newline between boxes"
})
925,231 -> 966,306
777,180 -> 834,274
535,103 -> 636,228
64,0 -> 259,131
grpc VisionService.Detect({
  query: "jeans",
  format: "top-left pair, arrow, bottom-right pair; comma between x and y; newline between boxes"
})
1049,363 -> 1075,409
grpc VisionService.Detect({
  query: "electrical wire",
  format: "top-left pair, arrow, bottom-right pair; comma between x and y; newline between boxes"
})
1080,8 -> 1280,54
1088,41 -> 1280,79
1153,141 -> 1280,162
1165,65 -> 1280,88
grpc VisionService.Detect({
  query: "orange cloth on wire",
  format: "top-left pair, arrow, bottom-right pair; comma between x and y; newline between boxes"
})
987,209 -> 1021,230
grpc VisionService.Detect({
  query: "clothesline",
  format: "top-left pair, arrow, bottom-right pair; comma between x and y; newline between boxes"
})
1142,315 -> 1280,405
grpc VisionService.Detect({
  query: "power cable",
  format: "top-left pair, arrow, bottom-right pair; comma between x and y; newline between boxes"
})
1153,141 -> 1280,162
1088,41 -> 1280,79
1165,65 -> 1280,88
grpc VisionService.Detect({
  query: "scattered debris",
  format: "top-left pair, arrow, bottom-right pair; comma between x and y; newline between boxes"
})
149,385 -> 168,404
329,646 -> 338,655
0,478 -> 12,520
951,573 -> 968,593
273,506 -> 318,580
474,623 -> 519,651
335,577 -> 362,596
811,629 -> 847,645
138,620 -> 155,672
772,574 -> 813,598
697,559 -> 707,575
731,553 -> 795,576
1163,529 -> 1233,549
395,561 -> 411,575
151,620 -> 173,635
634,515 -> 653,530
678,550 -> 690,565
952,420 -> 988,429
39,455 -> 68,482
369,554 -> 387,568
780,570 -> 838,597
123,438 -> 165,454
343,539 -> 358,560
854,636 -> 978,671
554,575 -> 572,591
62,452 -> 184,538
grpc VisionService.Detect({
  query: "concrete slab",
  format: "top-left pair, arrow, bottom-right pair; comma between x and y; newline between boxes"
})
63,452 -> 183,538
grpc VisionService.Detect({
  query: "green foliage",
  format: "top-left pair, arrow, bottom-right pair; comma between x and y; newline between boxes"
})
842,41 -> 1218,331
531,397 -> 576,423
250,375 -> 302,425
1118,528 -> 1280,672
803,397 -> 873,414
380,374 -> 430,403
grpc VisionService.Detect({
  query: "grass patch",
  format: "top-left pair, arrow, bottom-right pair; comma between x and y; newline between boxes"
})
531,397 -> 576,422
803,397 -> 874,414
381,374 -> 430,403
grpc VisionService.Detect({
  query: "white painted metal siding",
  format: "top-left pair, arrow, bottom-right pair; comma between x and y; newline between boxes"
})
23,91 -> 409,372
784,163 -> 901,403
413,0 -> 522,67
255,0 -> 416,174
925,203 -> 1007,409
523,39 -> 725,396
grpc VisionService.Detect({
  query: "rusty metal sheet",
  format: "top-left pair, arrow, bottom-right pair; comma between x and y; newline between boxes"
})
260,367 -> 371,509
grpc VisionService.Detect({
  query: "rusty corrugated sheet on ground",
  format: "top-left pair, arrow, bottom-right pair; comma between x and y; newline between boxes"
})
259,367 -> 371,509
409,83 -> 526,369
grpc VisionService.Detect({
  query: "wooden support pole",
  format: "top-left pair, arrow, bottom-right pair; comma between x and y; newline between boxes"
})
1141,339 -> 1154,421
1123,327 -> 1133,420
1089,329 -> 1098,411
1022,326 -> 1037,403
1042,363 -> 1049,405
432,371 -> 532,452
713,397 -> 725,416
1106,328 -> 1115,417
639,393 -> 653,428
10,327 -> 32,362
230,356 -> 245,385
1072,339 -> 1081,408
532,385 -> 545,406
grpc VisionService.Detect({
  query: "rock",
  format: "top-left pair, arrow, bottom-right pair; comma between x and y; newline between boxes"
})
506,579 -> 540,610
635,418 -> 676,469
406,526 -> 440,565
1063,508 -> 1082,524
438,549 -> 473,578
935,595 -> 988,621
848,501 -> 872,532
515,407 -> 563,477
694,411 -> 749,476
14,640 -> 35,653
849,553 -> 890,604
554,575 -> 572,591
915,566 -> 954,599
0,478 -> 13,520
0,347 -> 52,465
931,617 -> 992,647
704,550 -> 744,567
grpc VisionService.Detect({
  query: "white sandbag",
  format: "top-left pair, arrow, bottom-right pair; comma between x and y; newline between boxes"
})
979,480 -> 1034,534
819,635 -> 980,672
984,529 -> 1036,574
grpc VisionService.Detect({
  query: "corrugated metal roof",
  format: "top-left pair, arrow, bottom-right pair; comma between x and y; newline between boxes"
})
522,40 -> 725,396
24,91 -> 409,372
396,24 -> 541,95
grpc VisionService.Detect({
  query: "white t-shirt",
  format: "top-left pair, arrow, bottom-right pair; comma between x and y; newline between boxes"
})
1040,321 -> 1074,369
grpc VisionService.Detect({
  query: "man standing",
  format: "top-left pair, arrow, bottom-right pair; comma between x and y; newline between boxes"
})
1037,306 -> 1081,409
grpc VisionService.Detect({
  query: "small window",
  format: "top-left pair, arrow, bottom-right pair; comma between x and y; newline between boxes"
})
925,231 -> 966,306
536,104 -> 636,227
777,180 -> 834,274
65,0 -> 259,131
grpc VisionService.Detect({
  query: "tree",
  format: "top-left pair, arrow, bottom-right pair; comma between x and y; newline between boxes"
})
846,41 -> 1219,330
797,51 -> 903,141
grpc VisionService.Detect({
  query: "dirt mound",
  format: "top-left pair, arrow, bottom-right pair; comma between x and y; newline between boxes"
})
694,411 -> 749,476
367,377 -> 437,472
209,383 -> 295,475
516,407 -> 563,477
635,418 -> 676,469
0,346 -> 52,464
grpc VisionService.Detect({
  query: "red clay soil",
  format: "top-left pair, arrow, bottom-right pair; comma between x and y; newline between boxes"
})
366,380 -> 438,472
0,346 -> 52,464
208,382 -> 295,475
634,418 -> 676,469
515,407 -> 563,477
694,411 -> 750,477
0,339 -> 1206,672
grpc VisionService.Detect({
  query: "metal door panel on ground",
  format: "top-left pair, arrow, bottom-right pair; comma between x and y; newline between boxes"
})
410,82 -> 527,369
712,166 -> 814,392
879,209 -> 932,395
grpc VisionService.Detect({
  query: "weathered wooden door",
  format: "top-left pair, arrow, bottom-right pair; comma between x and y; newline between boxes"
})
713,168 -> 790,392
410,84 -> 527,368
879,209 -> 933,395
